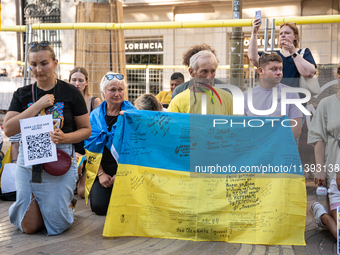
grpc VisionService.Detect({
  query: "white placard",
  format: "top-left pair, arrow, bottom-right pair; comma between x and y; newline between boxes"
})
19,115 -> 57,166
1,163 -> 16,193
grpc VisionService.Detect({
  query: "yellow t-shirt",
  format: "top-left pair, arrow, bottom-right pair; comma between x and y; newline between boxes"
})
167,88 -> 233,115
156,90 -> 172,105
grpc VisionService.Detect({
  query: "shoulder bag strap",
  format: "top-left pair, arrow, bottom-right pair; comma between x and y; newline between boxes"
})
90,96 -> 97,112
31,82 -> 35,103
299,48 -> 306,58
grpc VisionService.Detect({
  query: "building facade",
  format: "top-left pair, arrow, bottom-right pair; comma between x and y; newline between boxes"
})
0,0 -> 339,97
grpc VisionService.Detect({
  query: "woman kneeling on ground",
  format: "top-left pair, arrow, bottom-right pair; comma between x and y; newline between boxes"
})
84,72 -> 135,215
3,41 -> 91,235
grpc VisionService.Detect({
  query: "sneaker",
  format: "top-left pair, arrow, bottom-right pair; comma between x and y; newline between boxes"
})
311,202 -> 328,229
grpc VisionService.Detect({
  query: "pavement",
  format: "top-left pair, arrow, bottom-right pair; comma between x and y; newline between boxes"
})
0,127 -> 338,255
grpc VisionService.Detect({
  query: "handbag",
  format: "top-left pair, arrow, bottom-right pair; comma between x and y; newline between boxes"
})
43,149 -> 73,176
31,83 -> 73,177
298,48 -> 321,96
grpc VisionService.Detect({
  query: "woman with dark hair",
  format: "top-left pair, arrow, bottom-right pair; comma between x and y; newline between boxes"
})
69,67 -> 101,113
3,41 -> 91,235
69,67 -> 101,198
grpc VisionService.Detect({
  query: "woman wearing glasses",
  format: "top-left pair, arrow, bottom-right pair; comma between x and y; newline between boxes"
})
307,64 -> 340,239
3,41 -> 91,235
248,21 -> 317,89
84,72 -> 135,215
69,67 -> 101,198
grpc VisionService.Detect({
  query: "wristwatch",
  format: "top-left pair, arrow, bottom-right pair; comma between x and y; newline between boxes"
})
291,52 -> 298,59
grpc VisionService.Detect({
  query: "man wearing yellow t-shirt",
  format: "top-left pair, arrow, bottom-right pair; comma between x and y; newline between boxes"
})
168,50 -> 233,115
156,72 -> 184,107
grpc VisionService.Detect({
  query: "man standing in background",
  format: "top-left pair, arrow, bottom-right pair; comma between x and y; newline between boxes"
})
156,72 -> 184,108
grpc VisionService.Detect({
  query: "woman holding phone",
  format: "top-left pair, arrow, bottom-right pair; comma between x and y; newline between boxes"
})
248,18 -> 317,89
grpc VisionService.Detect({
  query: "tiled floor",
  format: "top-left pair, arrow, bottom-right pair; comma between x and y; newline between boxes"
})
0,125 -> 337,254
0,181 -> 336,255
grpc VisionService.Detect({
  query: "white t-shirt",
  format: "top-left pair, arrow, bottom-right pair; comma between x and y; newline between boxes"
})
243,83 -> 302,119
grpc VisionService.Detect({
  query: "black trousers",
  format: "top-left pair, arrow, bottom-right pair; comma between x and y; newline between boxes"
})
89,177 -> 113,215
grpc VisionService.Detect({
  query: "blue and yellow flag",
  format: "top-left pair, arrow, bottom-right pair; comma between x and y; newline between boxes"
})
84,100 -> 135,203
77,155 -> 86,168
104,110 -> 306,245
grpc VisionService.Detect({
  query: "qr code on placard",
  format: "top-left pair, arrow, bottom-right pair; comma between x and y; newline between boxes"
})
26,132 -> 52,161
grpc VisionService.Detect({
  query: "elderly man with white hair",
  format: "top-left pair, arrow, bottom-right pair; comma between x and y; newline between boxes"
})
167,50 -> 233,115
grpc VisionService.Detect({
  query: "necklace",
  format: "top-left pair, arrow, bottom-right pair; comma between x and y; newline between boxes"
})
35,80 -> 57,101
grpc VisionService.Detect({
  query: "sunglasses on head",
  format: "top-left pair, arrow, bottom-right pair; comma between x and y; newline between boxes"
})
28,41 -> 51,48
105,74 -> 124,81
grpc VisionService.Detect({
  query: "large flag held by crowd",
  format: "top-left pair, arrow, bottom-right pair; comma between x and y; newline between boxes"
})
103,110 -> 306,245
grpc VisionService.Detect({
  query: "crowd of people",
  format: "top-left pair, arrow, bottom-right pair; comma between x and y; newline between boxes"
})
0,20 -> 338,240
0,67 -> 24,77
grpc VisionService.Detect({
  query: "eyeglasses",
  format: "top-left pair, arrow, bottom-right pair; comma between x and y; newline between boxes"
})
28,41 -> 51,48
105,74 -> 124,81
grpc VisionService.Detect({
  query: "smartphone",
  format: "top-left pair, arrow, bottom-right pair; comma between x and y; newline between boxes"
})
31,164 -> 43,183
255,10 -> 261,24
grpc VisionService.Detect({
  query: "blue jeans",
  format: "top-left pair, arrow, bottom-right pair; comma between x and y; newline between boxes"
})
9,143 -> 78,235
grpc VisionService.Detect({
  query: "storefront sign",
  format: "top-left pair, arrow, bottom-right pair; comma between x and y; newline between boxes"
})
125,41 -> 163,52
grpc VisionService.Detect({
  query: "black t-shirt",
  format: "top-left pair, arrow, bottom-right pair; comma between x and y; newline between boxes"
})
101,115 -> 118,176
73,96 -> 97,154
8,79 -> 88,134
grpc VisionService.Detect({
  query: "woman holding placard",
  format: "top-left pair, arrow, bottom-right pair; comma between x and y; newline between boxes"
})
3,41 -> 91,235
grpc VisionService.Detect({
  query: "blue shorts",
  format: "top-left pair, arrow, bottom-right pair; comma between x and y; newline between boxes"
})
9,143 -> 78,235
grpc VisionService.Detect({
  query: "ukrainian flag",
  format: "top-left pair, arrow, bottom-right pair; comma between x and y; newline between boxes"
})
104,110 -> 306,245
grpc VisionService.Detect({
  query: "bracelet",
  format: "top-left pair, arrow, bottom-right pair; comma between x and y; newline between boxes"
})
98,171 -> 105,177
253,34 -> 257,38
11,159 -> 17,163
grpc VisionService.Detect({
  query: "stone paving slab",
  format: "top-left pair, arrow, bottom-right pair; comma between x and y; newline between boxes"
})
0,128 -> 337,254
0,182 -> 337,255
